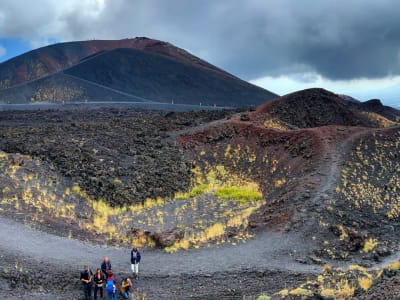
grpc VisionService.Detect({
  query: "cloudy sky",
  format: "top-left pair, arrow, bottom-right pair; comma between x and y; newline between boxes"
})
0,0 -> 399,107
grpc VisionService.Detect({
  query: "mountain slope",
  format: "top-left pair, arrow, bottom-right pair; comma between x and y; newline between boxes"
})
0,38 -> 277,106
253,88 -> 400,128
0,37 -> 230,88
63,47 -> 272,106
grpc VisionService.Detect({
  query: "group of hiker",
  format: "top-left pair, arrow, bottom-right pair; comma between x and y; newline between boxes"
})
80,247 -> 141,300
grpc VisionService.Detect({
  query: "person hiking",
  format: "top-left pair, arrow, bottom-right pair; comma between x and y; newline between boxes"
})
80,264 -> 93,300
93,268 -> 105,300
120,277 -> 132,299
130,247 -> 141,278
105,269 -> 117,300
101,257 -> 112,278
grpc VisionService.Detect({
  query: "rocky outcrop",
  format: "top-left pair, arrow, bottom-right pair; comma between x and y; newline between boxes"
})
129,227 -> 185,248
150,228 -> 185,248
0,109 -> 236,206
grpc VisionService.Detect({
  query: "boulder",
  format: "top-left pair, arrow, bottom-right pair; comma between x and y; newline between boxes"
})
150,228 -> 185,248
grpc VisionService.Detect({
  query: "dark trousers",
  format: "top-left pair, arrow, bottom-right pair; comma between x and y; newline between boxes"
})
94,285 -> 103,300
83,283 -> 92,300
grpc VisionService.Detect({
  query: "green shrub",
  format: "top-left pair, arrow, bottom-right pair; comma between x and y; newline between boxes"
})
214,186 -> 262,204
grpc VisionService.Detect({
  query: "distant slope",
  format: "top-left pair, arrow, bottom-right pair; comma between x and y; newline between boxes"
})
360,99 -> 400,122
0,37 -> 231,88
253,88 -> 400,128
0,38 -> 277,107
63,47 -> 273,106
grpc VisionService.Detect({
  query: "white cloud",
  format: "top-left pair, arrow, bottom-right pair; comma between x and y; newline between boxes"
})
0,0 -> 106,46
251,73 -> 400,106
1,0 -> 400,81
1,0 -> 400,104
0,45 -> 6,57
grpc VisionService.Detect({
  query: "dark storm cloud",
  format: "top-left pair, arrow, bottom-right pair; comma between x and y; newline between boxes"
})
1,0 -> 400,80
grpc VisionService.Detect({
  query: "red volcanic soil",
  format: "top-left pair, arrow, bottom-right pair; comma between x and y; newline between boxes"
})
174,90 -> 400,262
177,118 -> 366,213
15,64 -> 27,83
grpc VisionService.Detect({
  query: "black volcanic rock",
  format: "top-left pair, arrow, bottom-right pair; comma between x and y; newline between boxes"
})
0,108 -> 237,206
338,94 -> 360,103
363,99 -> 383,108
360,99 -> 400,122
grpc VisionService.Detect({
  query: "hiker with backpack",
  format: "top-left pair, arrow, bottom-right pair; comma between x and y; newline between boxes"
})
106,269 -> 117,300
101,257 -> 112,279
130,247 -> 141,279
93,268 -> 105,300
120,277 -> 133,299
80,264 -> 93,300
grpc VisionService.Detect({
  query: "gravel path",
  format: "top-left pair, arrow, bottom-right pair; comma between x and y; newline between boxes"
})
0,215 -> 320,276
0,214 -> 323,298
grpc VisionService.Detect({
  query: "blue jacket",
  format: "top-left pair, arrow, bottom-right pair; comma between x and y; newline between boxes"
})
130,250 -> 141,264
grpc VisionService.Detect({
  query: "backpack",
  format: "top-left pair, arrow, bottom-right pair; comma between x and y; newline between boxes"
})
106,278 -> 114,293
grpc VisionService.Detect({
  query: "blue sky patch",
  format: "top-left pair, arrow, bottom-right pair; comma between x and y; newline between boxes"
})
0,37 -> 31,63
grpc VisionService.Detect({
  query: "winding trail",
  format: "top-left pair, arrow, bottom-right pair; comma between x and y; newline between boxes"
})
303,126 -> 400,271
309,127 -> 374,203
0,215 -> 320,276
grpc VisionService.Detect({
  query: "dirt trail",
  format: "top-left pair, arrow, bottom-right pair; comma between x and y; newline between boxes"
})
311,127 -> 373,199
304,126 -> 400,268
0,215 -> 320,276
295,127 -> 371,235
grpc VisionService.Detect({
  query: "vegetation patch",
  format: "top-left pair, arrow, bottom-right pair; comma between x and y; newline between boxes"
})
363,238 -> 378,253
265,260 -> 400,299
214,185 -> 262,203
0,149 -> 264,248
387,261 -> 400,271
263,117 -> 289,130
270,262 -> 386,299
336,130 -> 400,219
316,128 -> 400,259
361,111 -> 398,128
